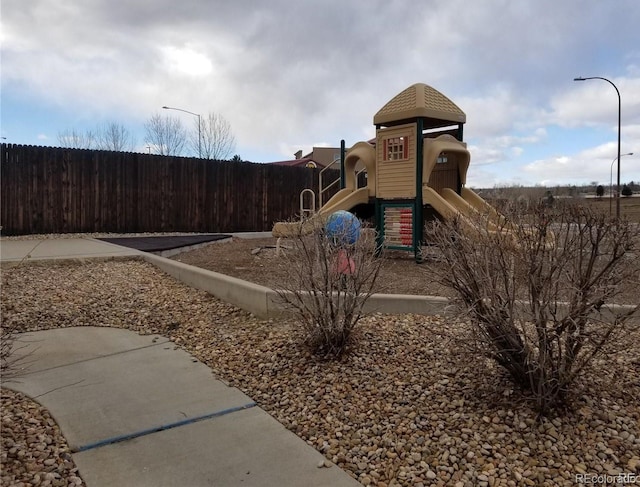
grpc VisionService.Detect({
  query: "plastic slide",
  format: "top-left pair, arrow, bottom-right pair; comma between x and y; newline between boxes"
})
440,188 -> 502,231
423,186 -> 501,231
422,187 -> 465,221
440,188 -> 476,217
423,187 -> 522,243
272,187 -> 370,237
460,187 -> 508,227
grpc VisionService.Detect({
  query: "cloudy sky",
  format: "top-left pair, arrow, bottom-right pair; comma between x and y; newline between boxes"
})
2,0 -> 640,188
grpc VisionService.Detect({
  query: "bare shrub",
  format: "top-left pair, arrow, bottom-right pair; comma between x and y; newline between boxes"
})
0,321 -> 33,381
429,200 -> 640,414
1,269 -> 40,381
274,218 -> 383,359
1,327 -> 19,380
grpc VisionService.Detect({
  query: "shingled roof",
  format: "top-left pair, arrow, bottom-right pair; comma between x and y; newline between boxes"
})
373,83 -> 466,128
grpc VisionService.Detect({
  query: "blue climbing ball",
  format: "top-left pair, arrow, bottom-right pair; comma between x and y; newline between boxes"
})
325,210 -> 361,245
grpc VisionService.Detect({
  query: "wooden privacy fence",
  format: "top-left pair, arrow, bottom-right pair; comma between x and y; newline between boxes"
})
1,144 -> 338,235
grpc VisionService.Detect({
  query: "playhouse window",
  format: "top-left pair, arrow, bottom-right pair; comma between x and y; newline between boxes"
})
383,136 -> 409,161
437,155 -> 448,164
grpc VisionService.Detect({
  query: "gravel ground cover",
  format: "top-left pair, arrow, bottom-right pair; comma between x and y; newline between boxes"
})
1,389 -> 84,487
2,259 -> 640,486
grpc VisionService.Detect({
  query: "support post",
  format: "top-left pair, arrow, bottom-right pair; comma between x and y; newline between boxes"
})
414,119 -> 424,262
340,139 -> 346,190
374,198 -> 383,256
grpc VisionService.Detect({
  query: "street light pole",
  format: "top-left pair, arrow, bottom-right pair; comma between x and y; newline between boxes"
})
574,76 -> 622,218
610,153 -> 633,216
162,105 -> 202,158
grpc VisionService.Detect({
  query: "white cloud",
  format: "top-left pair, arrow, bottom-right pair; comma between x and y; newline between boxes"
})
467,130 -> 547,166
522,143 -> 640,186
3,0 -> 640,185
159,45 -> 213,77
546,75 -> 640,129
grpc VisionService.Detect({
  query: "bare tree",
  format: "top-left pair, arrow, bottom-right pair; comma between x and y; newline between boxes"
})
57,129 -> 95,149
429,200 -> 640,414
194,112 -> 236,160
95,122 -> 136,152
144,114 -> 187,156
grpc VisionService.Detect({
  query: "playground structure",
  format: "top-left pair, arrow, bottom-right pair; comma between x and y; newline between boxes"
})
272,83 -> 507,259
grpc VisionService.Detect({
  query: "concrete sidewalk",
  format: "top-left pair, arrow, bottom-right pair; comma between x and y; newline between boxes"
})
0,237 -> 143,262
0,234 -> 273,262
7,327 -> 360,487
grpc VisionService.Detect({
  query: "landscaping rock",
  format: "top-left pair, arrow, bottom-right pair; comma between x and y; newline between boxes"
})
2,259 -> 639,486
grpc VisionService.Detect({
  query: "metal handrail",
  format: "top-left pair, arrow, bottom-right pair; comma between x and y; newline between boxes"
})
319,157 -> 368,207
319,158 -> 341,207
299,188 -> 316,220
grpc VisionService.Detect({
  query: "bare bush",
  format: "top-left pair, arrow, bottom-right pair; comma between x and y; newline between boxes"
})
0,323 -> 33,381
1,273 -> 36,381
274,219 -> 383,359
429,200 -> 640,414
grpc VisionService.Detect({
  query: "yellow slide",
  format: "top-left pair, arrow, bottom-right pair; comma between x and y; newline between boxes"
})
460,187 -> 508,227
272,140 -> 376,238
423,187 -> 519,241
272,187 -> 370,237
423,186 -> 502,228
440,188 -> 503,231
422,187 -> 467,221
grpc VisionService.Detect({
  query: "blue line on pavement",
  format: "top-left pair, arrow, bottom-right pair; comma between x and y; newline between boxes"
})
75,402 -> 257,452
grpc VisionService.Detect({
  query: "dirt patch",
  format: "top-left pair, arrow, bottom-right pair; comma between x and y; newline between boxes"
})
172,236 -> 455,298
584,196 -> 640,222
171,236 -> 639,305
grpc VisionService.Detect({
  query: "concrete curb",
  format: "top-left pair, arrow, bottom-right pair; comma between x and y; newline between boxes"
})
2,243 -> 636,321
142,253 -> 637,321
141,253 -> 454,318
141,253 -> 282,317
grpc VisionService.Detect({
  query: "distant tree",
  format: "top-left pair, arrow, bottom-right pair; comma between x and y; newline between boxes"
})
596,185 -> 604,199
95,122 -> 136,152
194,112 -> 236,160
230,154 -> 243,163
144,114 -> 186,156
621,184 -> 633,197
57,129 -> 95,149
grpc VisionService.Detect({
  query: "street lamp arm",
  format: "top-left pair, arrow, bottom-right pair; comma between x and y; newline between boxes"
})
162,106 -> 200,118
574,77 -> 620,99
574,75 -> 622,218
161,105 -> 202,158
